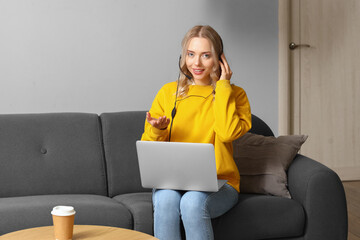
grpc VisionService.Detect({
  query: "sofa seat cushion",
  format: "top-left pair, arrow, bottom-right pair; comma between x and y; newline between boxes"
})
0,194 -> 132,235
213,194 -> 305,240
113,192 -> 153,235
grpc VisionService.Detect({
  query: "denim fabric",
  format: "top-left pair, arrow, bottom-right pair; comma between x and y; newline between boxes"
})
152,184 -> 238,240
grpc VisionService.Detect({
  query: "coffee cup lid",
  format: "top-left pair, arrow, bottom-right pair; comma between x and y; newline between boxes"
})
51,206 -> 76,216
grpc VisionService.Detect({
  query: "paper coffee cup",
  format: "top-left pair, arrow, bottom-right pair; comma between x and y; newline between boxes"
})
51,206 -> 76,240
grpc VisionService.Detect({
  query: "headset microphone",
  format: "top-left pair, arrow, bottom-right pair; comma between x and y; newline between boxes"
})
178,55 -> 192,80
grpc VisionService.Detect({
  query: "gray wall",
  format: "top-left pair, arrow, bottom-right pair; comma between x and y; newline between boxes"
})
0,0 -> 278,134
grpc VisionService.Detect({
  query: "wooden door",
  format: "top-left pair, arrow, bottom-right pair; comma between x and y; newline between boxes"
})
279,0 -> 360,180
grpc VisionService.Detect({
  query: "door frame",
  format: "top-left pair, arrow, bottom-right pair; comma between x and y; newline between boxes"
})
278,0 -> 291,136
278,0 -> 300,136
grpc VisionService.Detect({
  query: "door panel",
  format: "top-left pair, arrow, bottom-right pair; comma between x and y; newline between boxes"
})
281,0 -> 360,180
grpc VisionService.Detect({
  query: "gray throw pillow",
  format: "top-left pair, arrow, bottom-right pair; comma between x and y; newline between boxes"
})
233,133 -> 308,198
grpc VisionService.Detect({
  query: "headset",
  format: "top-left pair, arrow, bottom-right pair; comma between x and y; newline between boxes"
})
167,56 -> 186,142
168,40 -> 224,142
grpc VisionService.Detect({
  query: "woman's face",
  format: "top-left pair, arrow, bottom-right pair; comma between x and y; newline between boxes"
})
185,37 -> 215,85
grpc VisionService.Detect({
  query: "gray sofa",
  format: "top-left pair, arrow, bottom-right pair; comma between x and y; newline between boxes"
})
0,111 -> 347,239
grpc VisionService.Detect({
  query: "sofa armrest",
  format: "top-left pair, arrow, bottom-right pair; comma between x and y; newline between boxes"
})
287,154 -> 348,240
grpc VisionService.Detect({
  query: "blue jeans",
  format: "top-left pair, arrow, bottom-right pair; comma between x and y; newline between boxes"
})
152,184 -> 239,240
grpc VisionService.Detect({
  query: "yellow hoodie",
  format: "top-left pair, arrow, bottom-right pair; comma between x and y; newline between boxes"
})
141,79 -> 251,192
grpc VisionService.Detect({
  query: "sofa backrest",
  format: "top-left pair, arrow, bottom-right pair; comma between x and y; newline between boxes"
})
0,111 -> 273,198
249,114 -> 274,137
100,111 -> 150,197
0,113 -> 108,198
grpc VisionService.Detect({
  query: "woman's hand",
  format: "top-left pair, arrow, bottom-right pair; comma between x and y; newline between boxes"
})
219,53 -> 233,81
146,112 -> 170,130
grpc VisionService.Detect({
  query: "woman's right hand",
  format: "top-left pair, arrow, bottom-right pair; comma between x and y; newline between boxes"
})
146,112 -> 170,130
219,53 -> 233,81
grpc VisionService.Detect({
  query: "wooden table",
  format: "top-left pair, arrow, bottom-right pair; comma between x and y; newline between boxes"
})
0,225 -> 159,240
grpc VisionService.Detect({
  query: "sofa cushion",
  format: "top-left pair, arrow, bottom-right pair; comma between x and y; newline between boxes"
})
233,133 -> 308,198
113,192 -> 153,235
100,111 -> 151,196
0,113 -> 108,198
213,194 -> 305,239
0,194 -> 132,235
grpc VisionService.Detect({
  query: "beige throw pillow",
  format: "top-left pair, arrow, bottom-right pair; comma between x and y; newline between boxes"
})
233,133 -> 308,198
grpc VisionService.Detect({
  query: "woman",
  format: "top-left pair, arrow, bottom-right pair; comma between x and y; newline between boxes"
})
141,25 -> 251,240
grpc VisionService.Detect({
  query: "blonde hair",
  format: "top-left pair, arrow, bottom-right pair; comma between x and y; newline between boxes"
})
177,25 -> 224,98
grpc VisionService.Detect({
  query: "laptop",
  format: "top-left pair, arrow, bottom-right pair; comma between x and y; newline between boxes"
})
136,141 -> 227,192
